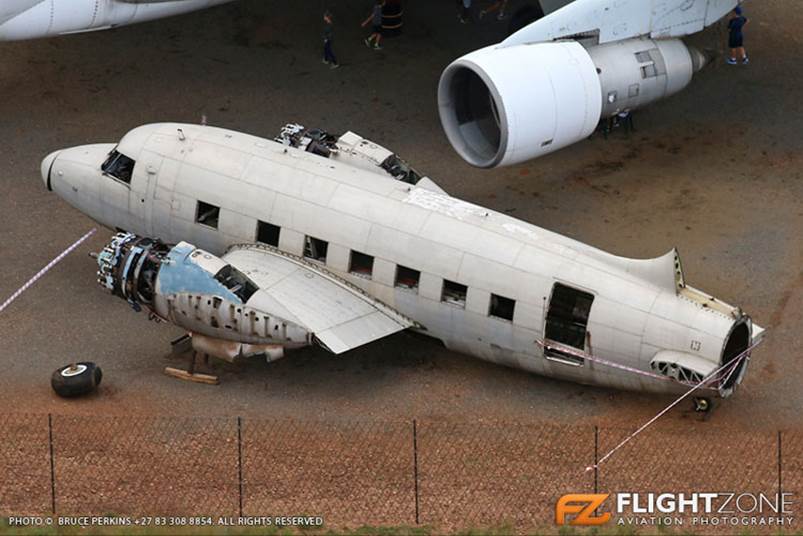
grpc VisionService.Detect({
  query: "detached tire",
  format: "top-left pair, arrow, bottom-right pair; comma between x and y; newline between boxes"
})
51,362 -> 102,398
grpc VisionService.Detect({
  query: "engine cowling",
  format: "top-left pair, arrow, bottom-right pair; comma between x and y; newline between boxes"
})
438,38 -> 706,168
96,232 -> 312,359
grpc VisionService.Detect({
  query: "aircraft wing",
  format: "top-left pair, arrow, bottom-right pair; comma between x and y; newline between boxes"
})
222,244 -> 415,354
502,0 -> 742,48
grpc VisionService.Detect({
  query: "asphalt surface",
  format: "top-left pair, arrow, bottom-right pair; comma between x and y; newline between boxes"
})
0,0 -> 800,432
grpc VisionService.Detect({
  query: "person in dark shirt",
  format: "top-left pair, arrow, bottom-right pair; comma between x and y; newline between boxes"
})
727,6 -> 749,65
322,11 -> 339,69
362,0 -> 385,50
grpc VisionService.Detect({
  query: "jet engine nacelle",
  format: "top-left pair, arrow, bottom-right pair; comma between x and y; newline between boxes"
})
0,0 -> 234,41
438,38 -> 707,168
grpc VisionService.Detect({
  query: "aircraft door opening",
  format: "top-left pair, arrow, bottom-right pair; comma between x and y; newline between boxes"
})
543,283 -> 594,366
129,152 -> 162,236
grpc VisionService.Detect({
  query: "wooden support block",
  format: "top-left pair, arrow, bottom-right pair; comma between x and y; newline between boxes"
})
164,366 -> 219,385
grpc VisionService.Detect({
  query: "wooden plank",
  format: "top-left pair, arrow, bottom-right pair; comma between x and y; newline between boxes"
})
163,367 -> 219,385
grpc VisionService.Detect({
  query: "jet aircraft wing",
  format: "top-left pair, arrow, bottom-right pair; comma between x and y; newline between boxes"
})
222,244 -> 415,354
502,0 -> 741,48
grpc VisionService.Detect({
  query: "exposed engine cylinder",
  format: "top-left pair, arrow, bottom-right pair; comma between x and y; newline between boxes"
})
96,233 -> 312,356
438,37 -> 706,168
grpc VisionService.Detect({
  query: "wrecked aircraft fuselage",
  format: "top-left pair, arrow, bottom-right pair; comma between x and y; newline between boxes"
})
45,122 -> 763,398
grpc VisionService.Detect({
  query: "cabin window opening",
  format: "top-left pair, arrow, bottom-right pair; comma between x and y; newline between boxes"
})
441,280 -> 467,308
195,201 -> 220,229
489,294 -> 515,321
349,251 -> 374,278
304,236 -> 328,262
101,149 -> 135,184
214,264 -> 258,303
395,265 -> 420,291
544,283 -> 594,366
256,220 -> 281,247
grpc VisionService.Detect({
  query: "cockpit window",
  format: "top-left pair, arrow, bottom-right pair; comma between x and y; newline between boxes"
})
101,149 -> 135,184
214,264 -> 258,303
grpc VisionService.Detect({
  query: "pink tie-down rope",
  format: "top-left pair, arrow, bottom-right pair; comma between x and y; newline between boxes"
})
535,336 -> 763,469
0,228 -> 97,314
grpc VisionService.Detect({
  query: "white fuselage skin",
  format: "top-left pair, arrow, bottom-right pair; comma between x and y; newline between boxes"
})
0,0 -> 236,41
41,123 -> 759,398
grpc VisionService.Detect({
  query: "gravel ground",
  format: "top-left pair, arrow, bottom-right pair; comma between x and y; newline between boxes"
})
0,2 -> 800,528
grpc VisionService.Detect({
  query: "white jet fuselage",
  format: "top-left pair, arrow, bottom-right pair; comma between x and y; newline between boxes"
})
42,123 -> 760,397
0,0 -> 236,41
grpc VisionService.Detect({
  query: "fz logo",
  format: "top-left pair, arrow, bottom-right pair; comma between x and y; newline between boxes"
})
555,494 -> 611,526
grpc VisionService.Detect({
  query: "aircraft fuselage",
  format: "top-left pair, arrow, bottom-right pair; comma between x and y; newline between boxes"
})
41,123 -> 760,397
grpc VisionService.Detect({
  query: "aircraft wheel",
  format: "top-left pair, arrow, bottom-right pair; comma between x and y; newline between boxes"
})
508,4 -> 545,36
51,362 -> 102,398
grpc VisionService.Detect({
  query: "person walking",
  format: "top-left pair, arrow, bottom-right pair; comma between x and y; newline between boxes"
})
727,6 -> 749,65
458,0 -> 472,23
322,10 -> 339,69
362,0 -> 384,50
479,0 -> 508,21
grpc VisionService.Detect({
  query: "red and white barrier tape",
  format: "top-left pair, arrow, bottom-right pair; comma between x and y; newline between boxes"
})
0,228 -> 97,315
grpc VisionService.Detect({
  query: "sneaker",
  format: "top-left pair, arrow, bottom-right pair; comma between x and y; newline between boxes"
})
742,56 -> 749,64
479,10 -> 486,19
364,38 -> 372,48
373,44 -> 383,50
496,11 -> 506,20
322,59 -> 329,64
330,63 -> 340,70
726,57 -> 737,65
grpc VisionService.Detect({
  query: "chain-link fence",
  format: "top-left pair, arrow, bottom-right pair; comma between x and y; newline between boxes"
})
0,413 -> 798,534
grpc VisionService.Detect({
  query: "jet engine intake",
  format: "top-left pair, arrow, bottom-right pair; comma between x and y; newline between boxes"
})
438,38 -> 706,167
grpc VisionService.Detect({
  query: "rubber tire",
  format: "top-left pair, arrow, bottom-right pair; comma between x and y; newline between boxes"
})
51,362 -> 102,398
508,4 -> 545,36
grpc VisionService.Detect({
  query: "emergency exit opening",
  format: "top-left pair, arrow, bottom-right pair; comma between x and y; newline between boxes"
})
544,283 -> 594,366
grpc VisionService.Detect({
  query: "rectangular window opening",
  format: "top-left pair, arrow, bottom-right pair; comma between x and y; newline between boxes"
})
256,220 -> 281,247
195,200 -> 220,229
349,251 -> 374,278
544,283 -> 594,366
489,294 -> 516,321
304,236 -> 328,262
441,279 -> 467,308
101,149 -> 135,184
395,265 -> 420,291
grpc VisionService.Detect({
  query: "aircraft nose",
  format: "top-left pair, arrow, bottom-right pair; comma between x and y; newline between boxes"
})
41,150 -> 61,191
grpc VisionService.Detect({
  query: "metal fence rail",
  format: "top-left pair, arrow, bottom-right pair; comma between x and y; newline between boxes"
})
0,413 -> 799,534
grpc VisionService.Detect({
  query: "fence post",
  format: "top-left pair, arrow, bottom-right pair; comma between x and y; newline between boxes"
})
594,425 -> 599,494
777,430 -> 782,499
237,416 -> 243,518
413,419 -> 419,525
48,413 -> 56,515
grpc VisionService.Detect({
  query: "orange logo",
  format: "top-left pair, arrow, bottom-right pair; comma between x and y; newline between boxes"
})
555,494 -> 611,525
